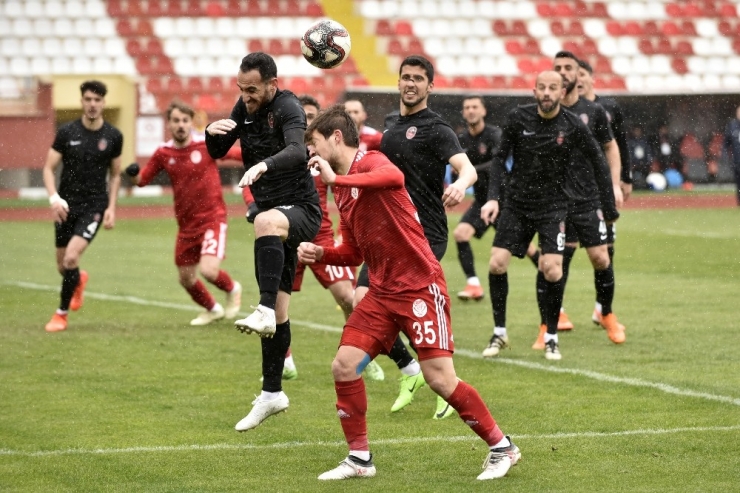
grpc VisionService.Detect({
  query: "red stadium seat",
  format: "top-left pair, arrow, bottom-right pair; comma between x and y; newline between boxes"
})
185,0 -> 204,16
287,39 -> 301,55
187,77 -> 204,93
624,21 -> 644,36
676,40 -> 693,55
638,38 -> 655,55
567,21 -> 584,36
581,39 -> 598,56
145,39 -> 164,57
504,40 -> 524,55
395,21 -> 414,36
387,39 -> 405,55
661,21 -> 682,36
524,39 -> 540,55
551,21 -> 566,36
492,20 -> 508,36
305,2 -> 323,16
562,40 -> 581,54
126,39 -> 142,57
334,57 -> 358,74
226,0 -> 242,15
248,39 -> 264,53
108,0 -> 124,16
681,21 -> 697,36
116,19 -> 134,37
452,76 -> 470,89
208,77 -> 224,92
718,20 -> 733,36
285,77 -> 310,94
733,39 -> 740,54
470,76 -> 491,89
671,57 -> 688,74
196,93 -> 220,112
168,0 -> 185,16
408,39 -> 425,55
264,0 -> 281,15
644,21 -> 659,36
607,77 -> 626,90
146,78 -> 163,94
376,20 -> 393,36
146,0 -> 166,17
517,58 -> 536,73
246,1 -> 264,15
510,21 -> 527,36
535,57 -> 551,71
268,39 -> 286,55
490,76 -> 507,88
594,57 -> 612,74
510,76 -> 530,90
589,2 -> 608,17
205,2 -> 225,16
285,0 -> 302,15
656,38 -> 673,54
536,3 -> 552,17
684,3 -> 702,17
606,21 -> 623,36
136,20 -> 154,37
553,2 -> 574,16
127,0 -> 144,16
666,3 -> 683,17
167,78 -> 184,94
433,75 -> 450,88
719,3 -> 738,17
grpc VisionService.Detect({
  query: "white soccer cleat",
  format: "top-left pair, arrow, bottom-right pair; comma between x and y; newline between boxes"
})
545,340 -> 562,361
363,360 -> 385,382
234,391 -> 289,432
482,334 -> 509,358
318,455 -> 376,480
224,281 -> 242,318
234,304 -> 276,337
190,305 -> 225,326
477,437 -> 521,480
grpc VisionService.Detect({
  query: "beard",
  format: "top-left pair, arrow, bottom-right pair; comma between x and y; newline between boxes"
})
537,98 -> 559,114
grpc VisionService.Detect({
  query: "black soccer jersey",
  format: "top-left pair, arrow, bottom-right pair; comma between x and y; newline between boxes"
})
458,124 -> 502,204
595,95 -> 632,184
561,98 -> 617,217
205,89 -> 318,210
489,103 -> 611,217
52,119 -> 123,209
380,108 -> 464,245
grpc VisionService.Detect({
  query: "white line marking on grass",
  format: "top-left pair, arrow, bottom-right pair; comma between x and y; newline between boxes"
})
663,229 -> 739,239
1,425 -> 739,458
6,281 -> 740,408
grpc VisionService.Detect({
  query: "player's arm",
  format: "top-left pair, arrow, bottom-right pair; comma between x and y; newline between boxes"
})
127,150 -> 164,187
205,101 -> 241,159
310,154 -> 405,189
603,139 -> 623,208
238,118 -> 307,187
42,147 -> 68,223
445,153 -> 477,207
317,223 -> 363,266
610,103 -> 633,198
482,121 -> 515,224
102,155 -> 121,229
577,124 -> 618,222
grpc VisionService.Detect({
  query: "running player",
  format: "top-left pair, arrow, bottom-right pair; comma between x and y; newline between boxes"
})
357,55 -> 478,418
344,99 -> 382,151
481,71 -> 614,360
454,96 -> 540,301
42,80 -> 123,333
125,100 -> 242,326
300,104 -> 520,481
577,58 -> 633,326
205,52 -> 322,431
536,51 -> 623,344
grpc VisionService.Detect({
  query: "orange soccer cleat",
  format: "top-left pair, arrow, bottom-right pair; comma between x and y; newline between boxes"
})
69,270 -> 89,311
45,312 -> 68,332
557,308 -> 574,331
457,283 -> 485,301
601,313 -> 626,344
532,324 -> 546,350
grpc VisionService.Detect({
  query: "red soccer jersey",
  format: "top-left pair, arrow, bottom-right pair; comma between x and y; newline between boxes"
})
321,151 -> 442,295
138,136 -> 227,233
359,126 -> 382,152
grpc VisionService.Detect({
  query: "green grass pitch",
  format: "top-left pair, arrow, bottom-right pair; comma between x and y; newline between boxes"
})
1,205 -> 739,492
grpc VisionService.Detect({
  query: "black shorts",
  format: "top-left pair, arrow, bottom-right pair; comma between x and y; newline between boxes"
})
356,241 -> 447,289
606,222 -> 616,245
254,202 -> 322,294
54,207 -> 105,248
565,208 -> 608,248
460,201 -> 495,239
493,207 -> 566,258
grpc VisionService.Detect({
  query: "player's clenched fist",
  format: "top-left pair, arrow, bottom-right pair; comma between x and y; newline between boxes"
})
480,199 -> 499,225
298,242 -> 324,265
307,155 -> 336,185
206,119 -> 237,136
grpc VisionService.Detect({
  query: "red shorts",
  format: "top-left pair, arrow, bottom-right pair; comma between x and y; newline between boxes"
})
341,273 -> 453,361
175,221 -> 227,267
292,262 -> 356,291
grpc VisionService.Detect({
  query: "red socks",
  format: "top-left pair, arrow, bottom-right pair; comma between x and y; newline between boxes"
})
335,379 -> 368,451
185,280 -> 216,310
211,270 -> 234,292
447,381 -> 504,447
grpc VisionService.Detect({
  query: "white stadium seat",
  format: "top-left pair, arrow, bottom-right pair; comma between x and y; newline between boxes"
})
194,18 -> 215,37
496,55 -> 519,76
722,75 -> 740,89
72,57 -> 93,74
0,38 -> 21,58
113,57 -> 136,76
75,19 -> 95,35
31,56 -> 50,75
607,2 -> 628,20
646,2 -> 667,19
687,56 -> 706,73
412,19 -> 432,38
458,1 -> 477,18
33,19 -> 53,36
154,18 -> 176,38
540,37 -> 564,58
358,0 -> 381,19
42,38 -> 62,57
476,56 -> 497,76
445,38 -> 464,56
175,18 -> 196,34
597,37 -> 619,57
85,0 -> 107,18
9,57 -> 30,76
21,38 -> 42,57
625,1 -> 647,20
706,56 -> 727,75
617,37 -> 640,56
710,38 -> 732,56
24,1 -> 44,18
650,55 -> 673,75
12,19 -> 33,37
611,56 -> 631,76
583,19 -> 606,38
254,18 -> 276,36
436,56 -> 457,75
93,57 -> 113,74
174,56 -> 196,77
481,38 -> 505,56
439,1 -> 458,18
477,1 -> 496,18
470,19 -> 492,37
45,0 -> 65,18
54,19 -> 75,37
94,18 -> 116,38
514,1 -> 537,18
703,74 -> 721,90
214,18 -> 236,37
225,38 -> 246,57
424,38 -> 444,57
216,57 -> 234,74
625,75 -> 644,92
164,38 -> 185,58
185,39 -> 206,55
451,19 -> 471,38
527,19 -> 551,38
632,55 -> 652,75
195,57 -> 218,76
83,39 -> 103,57
4,0 -> 24,18
65,1 -> 86,18
456,55 -> 478,75
643,75 -> 665,91
0,18 -> 10,37
274,18 -> 295,38
234,17 -> 255,35
695,19 -> 718,38
62,38 -> 83,57
663,75 -> 684,91
103,39 -> 127,58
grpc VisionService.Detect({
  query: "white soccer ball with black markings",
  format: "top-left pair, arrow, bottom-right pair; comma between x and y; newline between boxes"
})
300,19 -> 351,69
646,172 -> 667,192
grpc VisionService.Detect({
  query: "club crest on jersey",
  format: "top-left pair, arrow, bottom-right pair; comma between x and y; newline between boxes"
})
406,126 -> 417,140
98,138 -> 108,151
351,187 -> 358,199
267,112 -> 274,129
412,299 -> 427,317
559,221 -> 566,233
478,143 -> 487,154
580,113 -> 589,125
596,209 -> 604,221
168,157 -> 176,165
557,131 -> 565,145
191,150 -> 202,164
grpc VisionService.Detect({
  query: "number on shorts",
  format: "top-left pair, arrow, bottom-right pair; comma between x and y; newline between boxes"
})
557,231 -> 565,251
324,265 -> 354,282
87,221 -> 99,235
201,229 -> 218,255
412,320 -> 436,346
599,220 -> 607,241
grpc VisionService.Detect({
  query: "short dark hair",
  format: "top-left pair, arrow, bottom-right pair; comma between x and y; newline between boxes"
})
240,52 -> 278,81
578,59 -> 594,74
166,100 -> 195,120
305,103 -> 359,147
399,55 -> 434,83
462,95 -> 485,105
298,94 -> 320,110
80,80 -> 107,97
554,51 -> 580,64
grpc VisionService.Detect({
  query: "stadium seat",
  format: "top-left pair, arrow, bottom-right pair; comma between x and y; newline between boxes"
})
375,19 -> 393,36
388,39 -> 405,56
671,57 -> 689,74
30,56 -> 50,75
661,21 -> 682,36
606,21 -> 623,36
116,20 -> 134,37
680,21 -> 697,36
126,39 -> 142,57
583,19 -> 606,38
492,20 -> 508,36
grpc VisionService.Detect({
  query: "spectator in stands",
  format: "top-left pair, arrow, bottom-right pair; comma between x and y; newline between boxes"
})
723,105 -> 740,205
628,126 -> 652,189
650,125 -> 682,175
42,80 -> 123,333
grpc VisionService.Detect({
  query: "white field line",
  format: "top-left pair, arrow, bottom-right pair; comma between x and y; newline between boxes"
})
6,281 -> 740,410
2,425 -> 740,458
662,228 -> 739,239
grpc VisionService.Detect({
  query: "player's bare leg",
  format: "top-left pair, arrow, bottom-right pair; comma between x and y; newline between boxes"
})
199,254 -> 242,318
483,247 -> 512,357
179,264 -> 224,326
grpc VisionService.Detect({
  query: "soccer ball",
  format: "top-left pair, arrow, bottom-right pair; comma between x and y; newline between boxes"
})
300,19 -> 351,69
646,172 -> 668,192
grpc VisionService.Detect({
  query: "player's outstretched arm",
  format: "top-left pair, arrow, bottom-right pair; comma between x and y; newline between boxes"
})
42,148 -> 68,223
104,156 -> 122,229
205,118 -> 239,159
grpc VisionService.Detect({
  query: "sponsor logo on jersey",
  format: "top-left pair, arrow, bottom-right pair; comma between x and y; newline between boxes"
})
69,140 -> 81,146
412,299 -> 427,317
267,112 -> 274,129
276,205 -> 294,210
478,143 -> 487,155
98,138 -> 108,151
580,113 -> 589,125
596,209 -> 604,221
168,158 -> 176,165
557,131 -> 565,145
351,187 -> 358,199
405,126 -> 417,140
523,130 -> 535,136
190,150 -> 202,164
